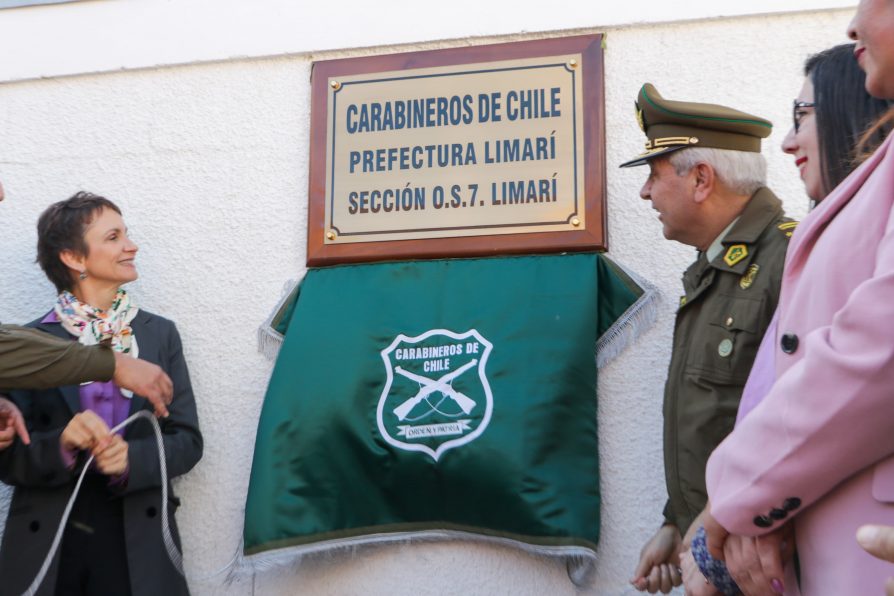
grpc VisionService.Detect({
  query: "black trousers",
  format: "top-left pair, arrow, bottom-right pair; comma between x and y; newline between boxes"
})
54,475 -> 132,596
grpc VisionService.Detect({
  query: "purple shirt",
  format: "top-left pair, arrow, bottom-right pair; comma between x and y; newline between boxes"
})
735,310 -> 779,425
42,311 -> 130,482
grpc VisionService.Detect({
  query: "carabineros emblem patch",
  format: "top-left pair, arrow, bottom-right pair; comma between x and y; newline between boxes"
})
377,328 -> 493,462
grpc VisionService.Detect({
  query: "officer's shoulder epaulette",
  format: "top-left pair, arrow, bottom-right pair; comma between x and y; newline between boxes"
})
777,220 -> 799,238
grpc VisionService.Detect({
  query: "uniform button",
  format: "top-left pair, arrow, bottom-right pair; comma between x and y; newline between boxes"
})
782,497 -> 802,511
780,333 -> 799,354
146,507 -> 157,518
29,520 -> 40,533
753,515 -> 773,528
725,316 -> 734,327
769,508 -> 788,520
718,339 -> 734,358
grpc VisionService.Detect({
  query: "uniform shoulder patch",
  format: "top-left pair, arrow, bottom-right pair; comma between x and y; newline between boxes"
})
723,244 -> 748,267
778,221 -> 798,238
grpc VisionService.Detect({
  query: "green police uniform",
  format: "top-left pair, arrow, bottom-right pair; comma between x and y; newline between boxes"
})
662,188 -> 792,532
0,323 -> 114,390
622,84 -> 794,533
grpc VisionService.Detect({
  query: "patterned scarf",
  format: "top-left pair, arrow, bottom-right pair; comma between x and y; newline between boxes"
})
54,288 -> 139,396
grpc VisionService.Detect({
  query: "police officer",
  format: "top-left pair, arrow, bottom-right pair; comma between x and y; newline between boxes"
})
622,84 -> 794,593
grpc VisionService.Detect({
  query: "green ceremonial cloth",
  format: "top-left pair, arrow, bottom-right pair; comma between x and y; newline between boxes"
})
244,253 -> 651,574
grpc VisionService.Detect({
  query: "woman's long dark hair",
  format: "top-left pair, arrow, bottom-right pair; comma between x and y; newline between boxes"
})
806,44 -> 892,194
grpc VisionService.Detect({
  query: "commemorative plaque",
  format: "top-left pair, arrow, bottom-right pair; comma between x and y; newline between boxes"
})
307,35 -> 605,265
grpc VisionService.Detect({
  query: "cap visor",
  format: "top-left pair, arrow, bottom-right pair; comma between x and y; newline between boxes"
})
618,145 -> 686,168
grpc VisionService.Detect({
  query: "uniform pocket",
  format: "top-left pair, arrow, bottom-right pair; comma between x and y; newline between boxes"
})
686,293 -> 766,384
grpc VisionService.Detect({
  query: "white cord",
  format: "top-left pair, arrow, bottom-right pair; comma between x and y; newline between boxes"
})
22,410 -> 182,596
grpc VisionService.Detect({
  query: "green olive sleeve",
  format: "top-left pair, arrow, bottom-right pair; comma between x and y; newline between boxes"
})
0,324 -> 115,390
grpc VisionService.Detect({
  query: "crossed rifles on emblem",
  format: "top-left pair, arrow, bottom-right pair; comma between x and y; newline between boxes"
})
393,359 -> 478,421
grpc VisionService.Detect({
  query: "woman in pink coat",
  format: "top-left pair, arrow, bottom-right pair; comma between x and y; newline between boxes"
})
702,2 -> 894,594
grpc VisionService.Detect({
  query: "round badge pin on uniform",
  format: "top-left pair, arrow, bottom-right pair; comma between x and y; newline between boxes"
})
718,338 -> 733,358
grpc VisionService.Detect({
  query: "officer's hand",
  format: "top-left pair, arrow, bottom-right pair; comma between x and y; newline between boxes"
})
112,354 -> 172,418
857,525 -> 894,596
723,527 -> 790,595
631,524 -> 683,593
0,396 -> 30,449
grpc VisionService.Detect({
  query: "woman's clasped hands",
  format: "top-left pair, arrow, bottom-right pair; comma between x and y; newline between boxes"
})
60,410 -> 129,476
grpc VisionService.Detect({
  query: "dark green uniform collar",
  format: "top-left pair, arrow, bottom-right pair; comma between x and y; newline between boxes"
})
710,187 -> 783,275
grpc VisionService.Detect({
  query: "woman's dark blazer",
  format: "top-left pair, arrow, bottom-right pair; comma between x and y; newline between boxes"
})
0,309 -> 203,596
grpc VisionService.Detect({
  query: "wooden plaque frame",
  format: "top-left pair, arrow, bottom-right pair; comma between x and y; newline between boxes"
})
307,34 -> 606,266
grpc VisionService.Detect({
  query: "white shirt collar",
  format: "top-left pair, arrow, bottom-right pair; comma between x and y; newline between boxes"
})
706,217 -> 740,263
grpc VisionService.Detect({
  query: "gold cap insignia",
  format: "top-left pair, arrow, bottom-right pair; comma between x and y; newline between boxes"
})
636,104 -> 645,132
739,264 -> 760,290
724,244 -> 748,267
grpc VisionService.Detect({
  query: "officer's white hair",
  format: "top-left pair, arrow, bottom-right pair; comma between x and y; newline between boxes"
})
668,147 -> 767,196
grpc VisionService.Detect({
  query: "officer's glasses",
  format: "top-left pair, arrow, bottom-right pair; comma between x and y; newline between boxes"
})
793,100 -> 816,133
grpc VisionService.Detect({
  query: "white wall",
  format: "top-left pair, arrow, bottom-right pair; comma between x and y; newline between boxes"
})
0,4 -> 855,595
0,0 -> 855,82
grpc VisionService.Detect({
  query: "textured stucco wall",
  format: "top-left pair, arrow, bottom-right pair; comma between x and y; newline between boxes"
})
0,7 -> 853,595
0,0 -> 856,82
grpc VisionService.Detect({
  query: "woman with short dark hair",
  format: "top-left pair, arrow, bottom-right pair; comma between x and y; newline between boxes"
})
0,191 -> 202,596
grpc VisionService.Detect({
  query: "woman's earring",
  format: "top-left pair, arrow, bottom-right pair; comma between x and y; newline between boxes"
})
79,271 -> 88,281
